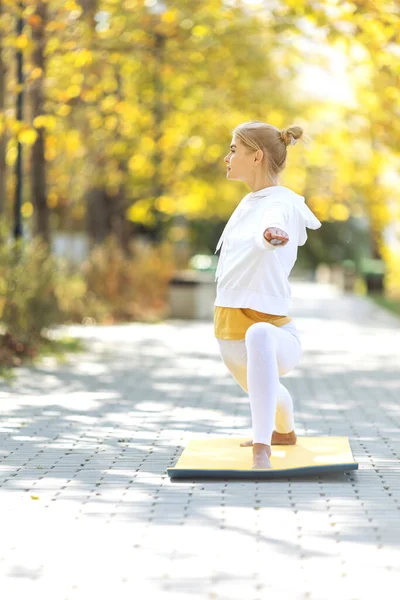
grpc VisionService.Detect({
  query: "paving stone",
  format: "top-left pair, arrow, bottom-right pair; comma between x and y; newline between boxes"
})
0,281 -> 399,599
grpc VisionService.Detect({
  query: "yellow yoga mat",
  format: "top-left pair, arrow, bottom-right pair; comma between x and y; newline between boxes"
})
167,436 -> 358,479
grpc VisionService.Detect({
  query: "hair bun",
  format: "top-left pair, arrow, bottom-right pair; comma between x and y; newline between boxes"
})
280,129 -> 290,146
280,125 -> 303,147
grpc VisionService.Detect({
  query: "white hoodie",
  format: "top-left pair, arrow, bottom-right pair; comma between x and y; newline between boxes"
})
214,185 -> 322,315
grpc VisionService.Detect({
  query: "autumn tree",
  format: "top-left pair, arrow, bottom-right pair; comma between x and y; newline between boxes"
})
30,0 -> 50,243
0,0 -> 8,215
0,0 -> 399,296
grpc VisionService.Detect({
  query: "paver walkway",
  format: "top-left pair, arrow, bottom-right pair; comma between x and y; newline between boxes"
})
1,281 -> 400,600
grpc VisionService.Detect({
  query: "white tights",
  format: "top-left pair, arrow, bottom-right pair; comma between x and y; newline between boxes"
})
216,321 -> 303,446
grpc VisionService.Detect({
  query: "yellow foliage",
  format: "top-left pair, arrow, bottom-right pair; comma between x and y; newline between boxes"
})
192,25 -> 210,38
382,250 -> 400,299
46,22 -> 66,34
176,157 -> 195,175
115,101 -> 127,114
33,115 -> 57,131
109,53 -> 121,64
265,109 -> 285,128
141,136 -> 156,152
284,167 -> 306,191
21,202 -> 33,218
6,145 -> 17,166
75,49 -> 93,67
205,144 -> 224,160
103,78 -> 119,93
89,114 -> 103,129
9,120 -> 23,135
161,9 -> 179,24
65,130 -> 82,156
189,52 -> 204,64
113,141 -> 128,154
121,123 -> 133,136
126,199 -> 155,226
123,0 -> 138,9
46,135 -> 57,149
354,276 -> 367,296
307,196 -> 330,222
45,146 -> 57,161
64,0 -> 81,10
329,204 -> 350,221
15,34 -> 29,50
67,84 -> 81,98
82,90 -> 100,103
177,183 -> 208,217
55,90 -> 70,103
128,154 -> 155,177
105,115 -> 118,130
101,95 -> 118,112
187,136 -> 204,150
131,29 -> 148,44
1,0 -> 397,297
18,128 -> 38,146
47,193 -> 58,209
47,39 -> 61,54
71,73 -> 84,85
119,104 -> 140,122
155,195 -> 177,215
30,67 -> 43,80
57,105 -> 72,117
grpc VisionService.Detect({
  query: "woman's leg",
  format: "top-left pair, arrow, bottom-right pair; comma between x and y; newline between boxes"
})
274,383 -> 296,434
244,322 -> 302,446
216,326 -> 301,439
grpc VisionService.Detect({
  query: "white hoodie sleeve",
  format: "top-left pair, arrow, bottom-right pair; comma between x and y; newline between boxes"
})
255,201 -> 291,251
255,192 -> 322,250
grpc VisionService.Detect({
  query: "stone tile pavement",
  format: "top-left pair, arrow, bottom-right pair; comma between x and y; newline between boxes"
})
0,281 -> 400,600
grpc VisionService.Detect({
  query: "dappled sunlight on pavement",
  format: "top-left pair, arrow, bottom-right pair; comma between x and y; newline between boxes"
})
0,282 -> 399,599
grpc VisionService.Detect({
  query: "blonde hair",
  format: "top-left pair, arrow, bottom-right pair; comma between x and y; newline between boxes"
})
232,121 -> 305,184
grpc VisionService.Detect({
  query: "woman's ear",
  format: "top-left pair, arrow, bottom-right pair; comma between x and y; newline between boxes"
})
254,148 -> 264,164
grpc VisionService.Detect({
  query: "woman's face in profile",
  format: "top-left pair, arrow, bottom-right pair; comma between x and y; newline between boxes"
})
224,137 -> 261,183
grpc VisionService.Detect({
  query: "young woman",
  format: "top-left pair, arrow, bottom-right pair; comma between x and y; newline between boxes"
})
214,121 -> 322,469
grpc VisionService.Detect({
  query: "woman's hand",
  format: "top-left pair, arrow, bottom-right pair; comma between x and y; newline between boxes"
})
263,227 -> 289,246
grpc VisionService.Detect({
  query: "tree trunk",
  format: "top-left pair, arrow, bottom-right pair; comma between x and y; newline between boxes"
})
77,0 -> 133,250
0,0 -> 7,215
111,66 -> 133,254
149,31 -> 166,245
30,1 -> 49,244
77,0 -> 98,24
85,185 -> 112,246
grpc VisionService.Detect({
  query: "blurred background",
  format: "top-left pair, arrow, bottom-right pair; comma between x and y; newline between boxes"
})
0,0 -> 399,366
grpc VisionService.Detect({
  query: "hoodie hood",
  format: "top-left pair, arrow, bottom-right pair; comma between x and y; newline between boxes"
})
214,185 -> 321,253
268,186 -> 322,246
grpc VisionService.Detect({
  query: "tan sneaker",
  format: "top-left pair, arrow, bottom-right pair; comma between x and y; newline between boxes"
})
271,430 -> 297,445
240,430 -> 296,447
